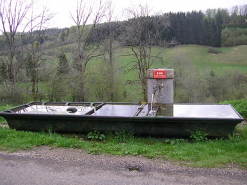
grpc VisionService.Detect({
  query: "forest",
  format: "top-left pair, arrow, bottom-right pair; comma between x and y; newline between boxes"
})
0,0 -> 246,104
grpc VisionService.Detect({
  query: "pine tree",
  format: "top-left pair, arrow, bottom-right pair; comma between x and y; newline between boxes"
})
57,53 -> 69,75
25,53 -> 33,79
0,61 -> 8,82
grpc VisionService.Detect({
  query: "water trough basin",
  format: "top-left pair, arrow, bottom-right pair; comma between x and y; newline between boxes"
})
0,102 -> 244,137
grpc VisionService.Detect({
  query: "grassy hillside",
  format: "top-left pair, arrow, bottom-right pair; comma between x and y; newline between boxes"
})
113,45 -> 247,82
98,44 -> 247,102
163,45 -> 247,73
45,44 -> 247,74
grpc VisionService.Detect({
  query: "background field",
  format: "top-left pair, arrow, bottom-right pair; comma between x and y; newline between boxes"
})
117,44 -> 247,74
165,45 -> 247,73
111,45 -> 247,102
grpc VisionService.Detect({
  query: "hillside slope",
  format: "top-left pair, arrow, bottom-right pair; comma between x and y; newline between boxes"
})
163,45 -> 247,73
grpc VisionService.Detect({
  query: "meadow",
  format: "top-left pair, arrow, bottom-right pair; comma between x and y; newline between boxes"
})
116,45 -> 247,75
111,45 -> 247,102
164,45 -> 247,73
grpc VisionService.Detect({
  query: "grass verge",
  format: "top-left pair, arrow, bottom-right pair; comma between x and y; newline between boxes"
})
0,104 -> 11,125
0,126 -> 246,168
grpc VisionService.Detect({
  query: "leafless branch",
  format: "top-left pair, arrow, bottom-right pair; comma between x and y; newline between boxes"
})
119,4 -> 170,101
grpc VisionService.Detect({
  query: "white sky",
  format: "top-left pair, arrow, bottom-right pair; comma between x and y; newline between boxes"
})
42,0 -> 247,28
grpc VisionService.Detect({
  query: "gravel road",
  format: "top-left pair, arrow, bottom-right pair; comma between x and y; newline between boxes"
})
0,146 -> 246,185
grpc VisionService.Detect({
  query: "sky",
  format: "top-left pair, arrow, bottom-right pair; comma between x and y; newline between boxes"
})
42,0 -> 247,28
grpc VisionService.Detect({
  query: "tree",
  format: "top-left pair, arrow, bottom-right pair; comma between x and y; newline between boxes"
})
120,4 -> 170,101
218,8 -> 230,25
104,2 -> 114,100
69,0 -> 107,101
0,0 -> 30,83
230,6 -> 239,24
57,53 -> 69,75
0,60 -> 8,82
58,32 -> 66,42
25,4 -> 53,101
98,1 -> 122,101
0,0 -> 53,88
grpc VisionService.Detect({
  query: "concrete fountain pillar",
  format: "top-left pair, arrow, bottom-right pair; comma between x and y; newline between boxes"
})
147,69 -> 174,105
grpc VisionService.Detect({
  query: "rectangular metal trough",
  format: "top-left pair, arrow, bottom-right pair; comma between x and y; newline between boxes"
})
0,102 -> 244,137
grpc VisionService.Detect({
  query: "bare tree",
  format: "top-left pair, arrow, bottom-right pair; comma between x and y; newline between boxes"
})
25,5 -> 53,101
69,0 -> 108,101
0,0 -> 30,84
98,1 -> 122,101
120,4 -> 170,101
0,0 -> 53,87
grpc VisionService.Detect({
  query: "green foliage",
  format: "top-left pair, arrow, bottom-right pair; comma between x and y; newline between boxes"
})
222,28 -> 247,47
0,104 -> 10,124
87,129 -> 105,141
208,47 -> 222,54
86,60 -> 125,102
114,130 -> 134,143
238,125 -> 247,140
190,128 -> 208,142
33,41 -> 39,50
220,99 -> 247,118
166,11 -> 221,47
58,32 -> 66,42
0,82 -> 26,104
25,53 -> 34,79
0,127 -> 247,167
168,48 -> 247,103
170,139 -> 186,145
0,116 -> 5,124
46,72 -> 69,102
57,53 -> 69,75
0,61 -> 8,82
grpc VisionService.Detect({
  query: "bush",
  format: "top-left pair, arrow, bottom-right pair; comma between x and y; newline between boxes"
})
170,53 -> 247,103
208,47 -> 221,54
190,128 -> 208,142
0,81 -> 26,104
222,28 -> 247,47
220,99 -> 247,119
87,129 -> 105,141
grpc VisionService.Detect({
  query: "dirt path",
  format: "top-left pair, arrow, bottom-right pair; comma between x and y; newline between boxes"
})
0,146 -> 246,185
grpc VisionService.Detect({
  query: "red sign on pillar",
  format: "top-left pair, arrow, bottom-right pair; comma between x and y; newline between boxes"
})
153,69 -> 167,79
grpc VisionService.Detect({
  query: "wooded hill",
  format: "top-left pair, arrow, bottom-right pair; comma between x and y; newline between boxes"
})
1,5 -> 247,50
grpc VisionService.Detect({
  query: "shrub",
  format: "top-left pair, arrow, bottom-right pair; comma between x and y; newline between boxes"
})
221,28 -> 247,47
0,81 -> 26,104
87,129 -> 105,141
208,47 -> 221,54
220,99 -> 247,119
190,128 -> 208,142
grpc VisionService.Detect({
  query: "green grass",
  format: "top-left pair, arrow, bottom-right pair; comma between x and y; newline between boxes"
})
163,45 -> 247,73
220,99 -> 247,119
112,44 -> 247,86
0,104 -> 13,124
169,138 -> 247,167
111,45 -> 247,101
0,126 -> 246,168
